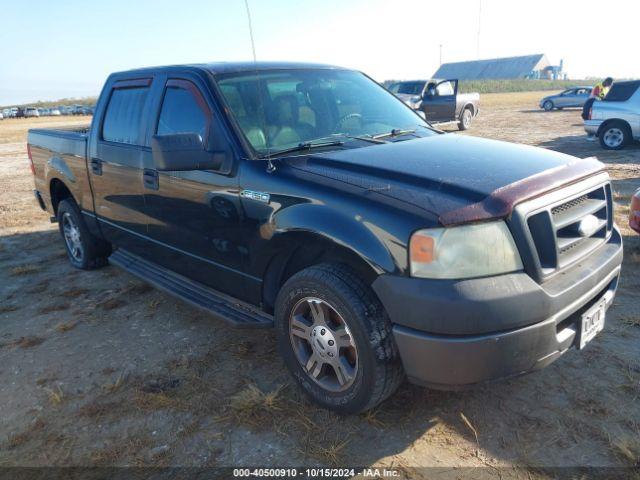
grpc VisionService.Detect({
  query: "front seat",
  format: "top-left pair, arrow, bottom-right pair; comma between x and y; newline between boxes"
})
267,95 -> 314,147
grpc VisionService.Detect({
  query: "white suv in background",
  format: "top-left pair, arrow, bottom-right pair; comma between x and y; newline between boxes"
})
24,107 -> 40,118
584,80 -> 640,150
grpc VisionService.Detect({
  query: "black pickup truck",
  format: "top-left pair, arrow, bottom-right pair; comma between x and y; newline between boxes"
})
388,79 -> 480,130
28,62 -> 622,413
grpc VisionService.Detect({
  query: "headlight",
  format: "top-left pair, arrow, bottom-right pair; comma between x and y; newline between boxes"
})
409,221 -> 523,279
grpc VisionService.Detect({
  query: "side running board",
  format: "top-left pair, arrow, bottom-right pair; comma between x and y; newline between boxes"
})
109,249 -> 273,328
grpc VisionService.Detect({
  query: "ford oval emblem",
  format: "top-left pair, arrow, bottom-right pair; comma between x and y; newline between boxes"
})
577,214 -> 600,237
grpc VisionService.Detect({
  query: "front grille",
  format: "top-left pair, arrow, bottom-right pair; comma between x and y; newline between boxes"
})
519,179 -> 613,278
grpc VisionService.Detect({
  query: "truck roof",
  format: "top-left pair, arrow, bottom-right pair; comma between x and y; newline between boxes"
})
112,61 -> 348,77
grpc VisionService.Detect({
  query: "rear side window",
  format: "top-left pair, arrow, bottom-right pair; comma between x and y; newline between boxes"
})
157,84 -> 208,140
102,87 -> 149,144
604,82 -> 640,102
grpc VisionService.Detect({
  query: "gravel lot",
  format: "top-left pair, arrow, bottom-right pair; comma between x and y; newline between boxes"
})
1,93 -> 639,477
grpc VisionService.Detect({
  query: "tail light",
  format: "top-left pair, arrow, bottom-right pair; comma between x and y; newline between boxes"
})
27,144 -> 35,175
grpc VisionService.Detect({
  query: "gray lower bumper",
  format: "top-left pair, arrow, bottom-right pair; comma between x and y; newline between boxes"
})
372,232 -> 623,388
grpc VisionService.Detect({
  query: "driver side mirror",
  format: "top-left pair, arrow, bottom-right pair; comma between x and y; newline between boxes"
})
151,133 -> 227,171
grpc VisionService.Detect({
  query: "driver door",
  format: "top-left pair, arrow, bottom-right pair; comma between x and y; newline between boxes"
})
141,75 -> 248,299
420,80 -> 457,122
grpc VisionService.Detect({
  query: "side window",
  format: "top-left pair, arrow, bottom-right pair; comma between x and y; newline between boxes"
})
436,81 -> 454,96
102,87 -> 149,145
157,83 -> 208,140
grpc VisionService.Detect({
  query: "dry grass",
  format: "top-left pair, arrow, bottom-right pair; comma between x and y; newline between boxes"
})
620,316 -> 640,328
55,321 -> 77,333
44,385 -> 65,406
5,418 -> 45,450
0,305 -> 19,314
10,264 -> 40,276
102,371 -> 127,393
60,288 -> 89,299
226,384 -> 285,427
0,116 -> 90,144
133,391 -> 182,412
304,438 -> 350,466
90,437 -> 147,466
39,302 -> 71,314
77,400 -> 125,419
4,335 -> 45,349
98,297 -> 126,310
609,433 -> 640,466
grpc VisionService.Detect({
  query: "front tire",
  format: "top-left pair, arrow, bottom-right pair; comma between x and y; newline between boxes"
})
275,264 -> 404,414
57,199 -> 111,270
543,100 -> 554,111
599,121 -> 630,150
458,107 -> 473,131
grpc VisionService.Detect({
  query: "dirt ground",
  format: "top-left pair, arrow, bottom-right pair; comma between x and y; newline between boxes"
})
1,93 -> 639,477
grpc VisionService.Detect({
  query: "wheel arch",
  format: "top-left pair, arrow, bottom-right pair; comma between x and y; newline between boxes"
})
260,203 -> 401,311
49,177 -> 74,216
597,118 -> 632,137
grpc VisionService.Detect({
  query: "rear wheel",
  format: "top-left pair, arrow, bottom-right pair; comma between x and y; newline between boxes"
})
458,107 -> 473,131
57,199 -> 111,270
543,100 -> 554,111
599,121 -> 630,150
275,263 -> 404,413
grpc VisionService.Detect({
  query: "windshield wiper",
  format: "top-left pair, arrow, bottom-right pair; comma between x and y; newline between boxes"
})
262,140 -> 345,158
341,134 -> 387,144
372,128 -> 417,140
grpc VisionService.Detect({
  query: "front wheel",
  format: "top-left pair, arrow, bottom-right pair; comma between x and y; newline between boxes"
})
275,264 -> 404,414
57,199 -> 111,270
543,100 -> 554,111
599,121 -> 630,150
458,107 -> 473,131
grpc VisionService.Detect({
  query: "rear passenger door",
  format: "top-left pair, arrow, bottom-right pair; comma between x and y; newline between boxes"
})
141,76 -> 248,299
88,78 -> 153,252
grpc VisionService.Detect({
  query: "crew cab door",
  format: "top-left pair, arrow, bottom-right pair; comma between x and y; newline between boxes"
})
419,79 -> 457,123
140,75 -> 249,300
87,78 -> 153,252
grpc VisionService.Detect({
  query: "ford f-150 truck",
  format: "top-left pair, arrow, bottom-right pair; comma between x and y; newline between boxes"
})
28,62 -> 622,413
388,79 -> 480,130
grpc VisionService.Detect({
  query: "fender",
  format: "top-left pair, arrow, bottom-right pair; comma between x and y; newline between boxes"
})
269,202 -> 398,274
46,156 -> 76,185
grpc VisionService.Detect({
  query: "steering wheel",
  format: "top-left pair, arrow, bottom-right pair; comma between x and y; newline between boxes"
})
334,113 -> 363,133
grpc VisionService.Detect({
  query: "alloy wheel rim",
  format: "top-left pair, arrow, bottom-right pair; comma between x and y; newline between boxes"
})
62,212 -> 84,261
544,101 -> 552,110
603,128 -> 623,148
289,297 -> 358,392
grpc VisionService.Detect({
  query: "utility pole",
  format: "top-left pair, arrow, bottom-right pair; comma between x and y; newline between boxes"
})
477,0 -> 482,59
439,44 -> 443,65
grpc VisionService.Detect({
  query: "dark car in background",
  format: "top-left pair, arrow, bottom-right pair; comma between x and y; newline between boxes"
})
540,86 -> 592,111
388,79 -> 479,130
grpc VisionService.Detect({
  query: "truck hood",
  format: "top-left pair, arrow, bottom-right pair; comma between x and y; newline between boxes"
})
286,134 -> 604,226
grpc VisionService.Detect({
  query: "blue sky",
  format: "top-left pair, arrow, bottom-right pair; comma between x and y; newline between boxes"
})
1,0 -> 638,105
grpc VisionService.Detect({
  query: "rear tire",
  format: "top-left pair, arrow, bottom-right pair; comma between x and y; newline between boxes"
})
57,199 -> 111,270
599,121 -> 630,150
458,107 -> 473,131
274,263 -> 404,414
543,100 -> 554,111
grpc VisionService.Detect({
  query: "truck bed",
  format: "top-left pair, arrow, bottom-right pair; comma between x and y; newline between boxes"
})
28,126 -> 89,158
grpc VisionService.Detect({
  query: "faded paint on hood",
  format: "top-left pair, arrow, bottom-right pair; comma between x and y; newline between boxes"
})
285,134 -> 604,226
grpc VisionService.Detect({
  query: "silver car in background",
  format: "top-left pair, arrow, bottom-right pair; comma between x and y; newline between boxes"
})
584,80 -> 640,150
540,86 -> 592,111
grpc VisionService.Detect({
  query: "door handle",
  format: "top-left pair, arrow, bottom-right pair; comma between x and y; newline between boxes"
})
143,169 -> 159,190
90,158 -> 102,176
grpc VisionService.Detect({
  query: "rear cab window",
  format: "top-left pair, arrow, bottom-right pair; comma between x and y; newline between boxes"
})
102,79 -> 151,145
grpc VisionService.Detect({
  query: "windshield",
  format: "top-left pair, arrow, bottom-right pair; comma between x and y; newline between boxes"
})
216,69 -> 433,156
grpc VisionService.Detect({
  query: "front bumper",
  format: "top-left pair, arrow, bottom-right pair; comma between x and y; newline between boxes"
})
584,119 -> 602,135
372,231 -> 623,388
